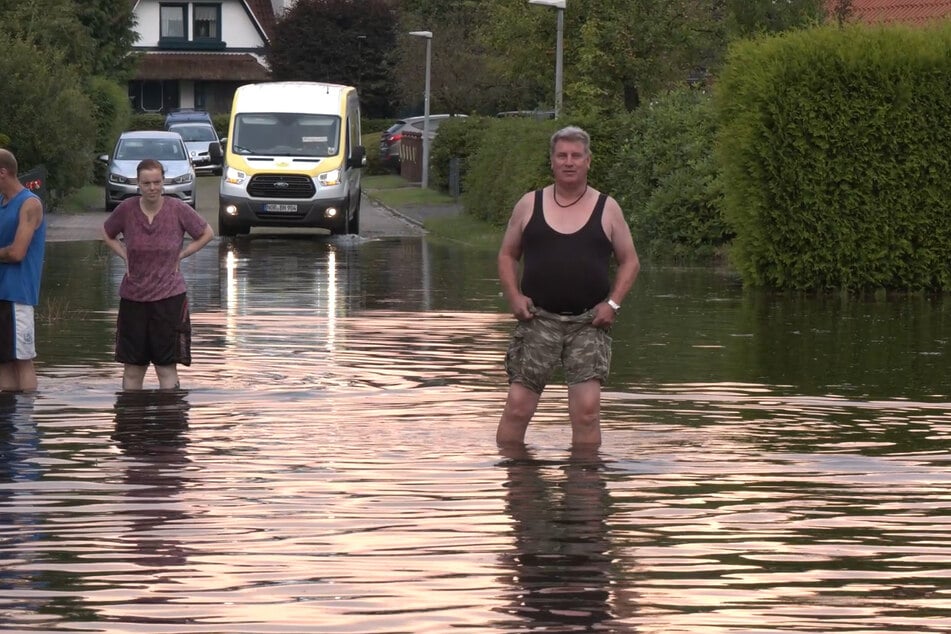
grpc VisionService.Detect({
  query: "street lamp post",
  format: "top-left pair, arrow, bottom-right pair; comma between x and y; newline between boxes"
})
528,0 -> 565,118
408,30 -> 433,189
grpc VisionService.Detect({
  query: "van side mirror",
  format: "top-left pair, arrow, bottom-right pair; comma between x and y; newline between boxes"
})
348,145 -> 366,169
209,141 -> 222,162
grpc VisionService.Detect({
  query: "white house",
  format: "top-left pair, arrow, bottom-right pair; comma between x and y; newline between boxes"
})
129,0 -> 277,113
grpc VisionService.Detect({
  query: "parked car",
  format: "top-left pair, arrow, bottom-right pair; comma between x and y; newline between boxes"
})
496,109 -> 556,120
164,109 -> 214,129
98,130 -> 196,211
379,114 -> 467,170
167,121 -> 222,175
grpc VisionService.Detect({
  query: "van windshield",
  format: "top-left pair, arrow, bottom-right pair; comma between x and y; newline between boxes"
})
232,113 -> 341,157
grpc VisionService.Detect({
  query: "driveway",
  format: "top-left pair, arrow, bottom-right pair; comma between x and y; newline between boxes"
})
46,176 -> 426,242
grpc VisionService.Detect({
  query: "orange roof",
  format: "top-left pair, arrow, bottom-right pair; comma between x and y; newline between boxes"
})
830,0 -> 951,26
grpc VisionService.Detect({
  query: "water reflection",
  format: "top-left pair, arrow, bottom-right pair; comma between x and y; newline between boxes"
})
12,238 -> 951,632
495,446 -> 629,631
111,390 -> 191,571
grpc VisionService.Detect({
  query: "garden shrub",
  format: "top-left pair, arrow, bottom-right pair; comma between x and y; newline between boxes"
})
716,23 -> 951,290
0,34 -> 96,200
85,76 -> 131,184
602,88 -> 730,262
429,116 -> 493,195
463,118 -> 559,226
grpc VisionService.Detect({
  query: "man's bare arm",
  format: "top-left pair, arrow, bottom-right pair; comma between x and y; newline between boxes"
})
0,197 -> 43,263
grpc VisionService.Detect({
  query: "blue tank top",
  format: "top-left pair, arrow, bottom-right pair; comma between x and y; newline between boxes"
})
0,188 -> 46,305
520,189 -> 612,315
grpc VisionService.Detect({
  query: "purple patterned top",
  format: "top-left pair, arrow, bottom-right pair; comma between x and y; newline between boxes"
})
103,196 -> 209,302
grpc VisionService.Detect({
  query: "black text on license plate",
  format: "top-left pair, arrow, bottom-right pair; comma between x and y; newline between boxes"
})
264,203 -> 297,212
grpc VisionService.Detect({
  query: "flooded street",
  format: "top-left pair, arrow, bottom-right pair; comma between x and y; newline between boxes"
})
2,235 -> 950,632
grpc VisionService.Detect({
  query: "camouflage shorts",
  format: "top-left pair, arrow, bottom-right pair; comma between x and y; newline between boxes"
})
504,307 -> 613,394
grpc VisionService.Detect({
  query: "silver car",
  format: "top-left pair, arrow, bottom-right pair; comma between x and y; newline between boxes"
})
99,130 -> 196,211
167,121 -> 222,175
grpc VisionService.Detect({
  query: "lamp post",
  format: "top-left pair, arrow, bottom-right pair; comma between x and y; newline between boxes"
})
408,30 -> 433,189
528,0 -> 565,118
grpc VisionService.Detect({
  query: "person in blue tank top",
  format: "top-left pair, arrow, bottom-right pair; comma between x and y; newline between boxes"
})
497,127 -> 640,448
0,150 -> 46,392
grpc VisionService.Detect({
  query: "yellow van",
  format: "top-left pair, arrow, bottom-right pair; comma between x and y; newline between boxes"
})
215,82 -> 365,236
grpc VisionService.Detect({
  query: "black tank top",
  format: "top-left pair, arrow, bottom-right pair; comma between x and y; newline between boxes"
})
521,189 -> 613,315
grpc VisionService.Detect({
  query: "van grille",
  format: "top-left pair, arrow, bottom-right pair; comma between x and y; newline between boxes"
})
247,174 -> 316,199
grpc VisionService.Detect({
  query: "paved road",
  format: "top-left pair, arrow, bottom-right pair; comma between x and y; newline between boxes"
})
46,175 -> 425,242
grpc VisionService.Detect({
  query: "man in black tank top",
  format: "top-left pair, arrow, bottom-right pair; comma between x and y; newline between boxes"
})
497,126 -> 640,448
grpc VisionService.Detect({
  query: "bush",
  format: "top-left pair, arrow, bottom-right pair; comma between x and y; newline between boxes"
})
602,88 -> 730,262
129,113 -> 164,131
463,118 -> 559,225
0,35 -> 96,201
717,23 -> 951,290
85,76 -> 132,184
429,116 -> 493,194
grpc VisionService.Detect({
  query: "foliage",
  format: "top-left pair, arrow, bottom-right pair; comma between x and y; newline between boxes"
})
724,0 -> 826,39
716,23 -> 951,290
0,0 -> 97,74
601,88 -> 730,261
0,34 -> 97,199
462,118 -> 559,226
397,1 -> 505,116
85,76 -> 132,184
268,0 -> 400,119
85,77 -> 132,154
429,116 -> 494,194
129,114 -> 165,131
75,0 -> 139,78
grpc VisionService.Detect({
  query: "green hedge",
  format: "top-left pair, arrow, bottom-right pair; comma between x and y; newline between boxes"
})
716,23 -> 951,290
601,89 -> 730,261
462,118 -> 559,225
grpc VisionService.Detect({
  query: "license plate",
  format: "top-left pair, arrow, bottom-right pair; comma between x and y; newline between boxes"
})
264,203 -> 297,212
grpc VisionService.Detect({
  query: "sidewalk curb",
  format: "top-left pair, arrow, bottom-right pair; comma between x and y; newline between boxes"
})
364,194 -> 425,228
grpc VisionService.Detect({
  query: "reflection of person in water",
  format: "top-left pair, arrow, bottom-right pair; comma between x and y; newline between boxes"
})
112,390 -> 191,569
495,446 -> 631,629
0,393 -> 45,594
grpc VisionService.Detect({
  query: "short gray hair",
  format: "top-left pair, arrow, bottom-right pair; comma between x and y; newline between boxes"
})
550,126 -> 591,156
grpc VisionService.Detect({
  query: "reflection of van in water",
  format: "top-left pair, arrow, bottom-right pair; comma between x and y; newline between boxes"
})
215,82 -> 365,237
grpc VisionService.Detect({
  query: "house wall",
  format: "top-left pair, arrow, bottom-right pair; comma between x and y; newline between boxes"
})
134,0 -> 266,48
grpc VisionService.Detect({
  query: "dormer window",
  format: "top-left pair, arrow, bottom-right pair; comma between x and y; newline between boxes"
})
158,3 -> 224,50
194,4 -> 221,41
160,4 -> 187,40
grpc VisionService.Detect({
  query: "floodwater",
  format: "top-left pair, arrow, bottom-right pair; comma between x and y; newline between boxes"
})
2,235 -> 950,633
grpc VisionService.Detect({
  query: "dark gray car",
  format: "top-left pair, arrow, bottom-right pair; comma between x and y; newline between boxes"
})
378,114 -> 466,170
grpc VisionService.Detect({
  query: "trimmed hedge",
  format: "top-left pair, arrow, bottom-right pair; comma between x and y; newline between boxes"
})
716,23 -> 951,290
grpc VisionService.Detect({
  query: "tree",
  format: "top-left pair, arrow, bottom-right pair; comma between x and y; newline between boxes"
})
398,1 -> 507,115
0,34 -> 97,197
268,0 -> 400,118
76,0 -> 140,78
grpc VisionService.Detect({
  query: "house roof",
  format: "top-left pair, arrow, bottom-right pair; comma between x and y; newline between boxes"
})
244,0 -> 277,40
133,53 -> 270,81
830,0 -> 951,26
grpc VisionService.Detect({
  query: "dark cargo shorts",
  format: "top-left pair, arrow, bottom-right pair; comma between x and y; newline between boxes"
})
504,307 -> 612,394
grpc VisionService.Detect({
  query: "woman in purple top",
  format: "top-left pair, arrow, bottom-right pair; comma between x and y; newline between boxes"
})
102,159 -> 214,390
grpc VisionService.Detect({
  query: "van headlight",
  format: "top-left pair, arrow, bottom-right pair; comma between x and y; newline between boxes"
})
225,166 -> 247,185
317,169 -> 341,187
109,173 -> 133,184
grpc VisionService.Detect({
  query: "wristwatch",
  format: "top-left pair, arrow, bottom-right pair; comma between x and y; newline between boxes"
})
606,299 -> 621,312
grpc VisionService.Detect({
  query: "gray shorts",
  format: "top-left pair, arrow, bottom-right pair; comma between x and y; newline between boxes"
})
504,307 -> 612,394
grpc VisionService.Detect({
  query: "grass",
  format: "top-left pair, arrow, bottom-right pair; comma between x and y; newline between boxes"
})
362,174 -> 456,207
56,184 -> 103,214
362,174 -> 503,249
424,213 -> 504,251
